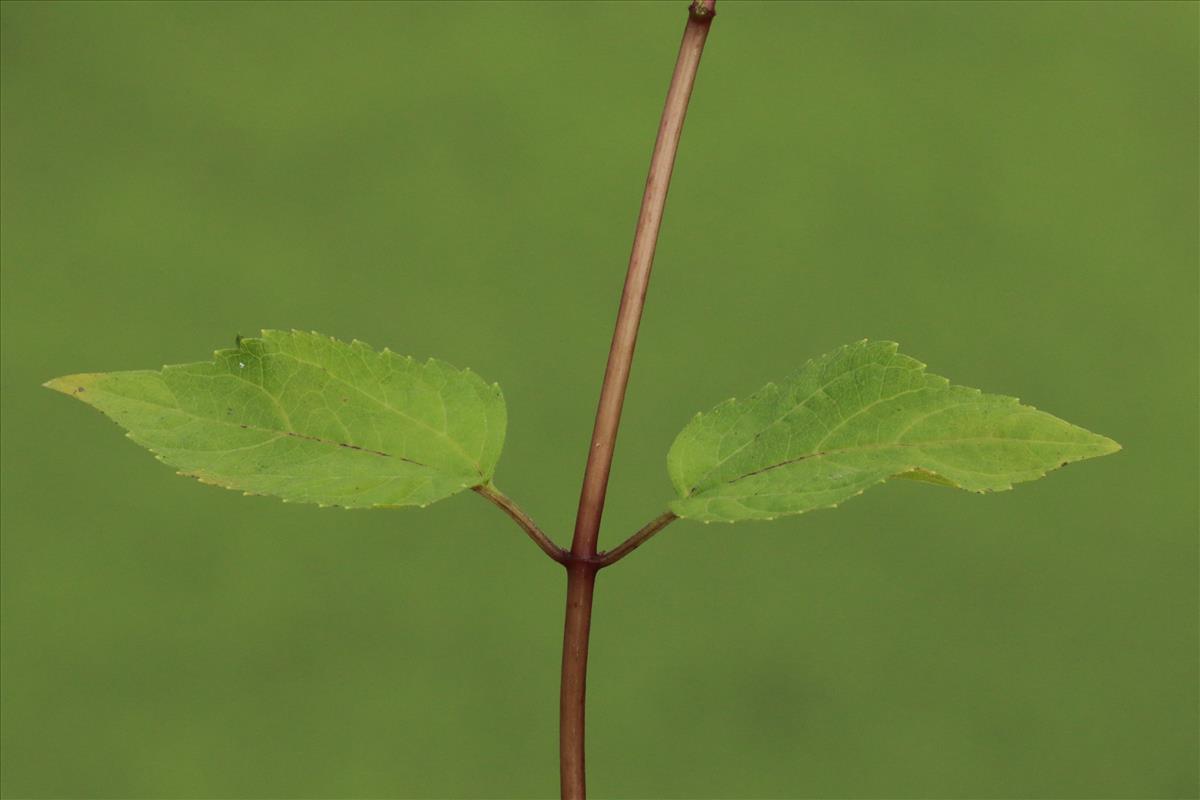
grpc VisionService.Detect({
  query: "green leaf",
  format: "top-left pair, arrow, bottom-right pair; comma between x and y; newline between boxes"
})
45,330 -> 506,509
667,341 -> 1119,523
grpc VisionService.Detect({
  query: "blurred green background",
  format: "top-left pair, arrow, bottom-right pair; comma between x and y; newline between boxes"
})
2,1 -> 1196,798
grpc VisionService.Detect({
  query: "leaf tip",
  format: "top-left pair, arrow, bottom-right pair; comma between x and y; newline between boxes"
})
44,373 -> 98,398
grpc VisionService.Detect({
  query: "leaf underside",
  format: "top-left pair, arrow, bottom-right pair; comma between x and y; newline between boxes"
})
46,330 -> 506,509
667,341 -> 1120,523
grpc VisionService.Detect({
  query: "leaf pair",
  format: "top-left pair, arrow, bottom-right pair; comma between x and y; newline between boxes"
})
47,332 -> 1118,523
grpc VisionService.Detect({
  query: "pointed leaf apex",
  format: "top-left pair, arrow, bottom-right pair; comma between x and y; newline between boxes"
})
44,373 -> 99,397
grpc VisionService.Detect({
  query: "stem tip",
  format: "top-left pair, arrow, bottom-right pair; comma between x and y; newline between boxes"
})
689,0 -> 716,22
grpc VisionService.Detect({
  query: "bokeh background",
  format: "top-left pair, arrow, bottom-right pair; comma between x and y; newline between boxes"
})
2,2 -> 1196,798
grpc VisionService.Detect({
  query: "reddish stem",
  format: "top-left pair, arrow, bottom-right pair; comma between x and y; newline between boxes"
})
559,2 -> 716,797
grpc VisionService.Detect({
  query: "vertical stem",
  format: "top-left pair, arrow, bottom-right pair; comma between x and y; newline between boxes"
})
558,560 -> 597,798
559,2 -> 716,797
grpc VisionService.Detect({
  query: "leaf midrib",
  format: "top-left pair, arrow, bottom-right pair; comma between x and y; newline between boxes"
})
691,434 -> 1105,495
102,382 -> 441,471
685,354 -> 914,493
265,349 -> 487,478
